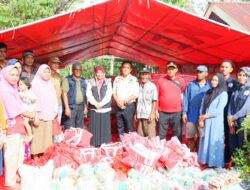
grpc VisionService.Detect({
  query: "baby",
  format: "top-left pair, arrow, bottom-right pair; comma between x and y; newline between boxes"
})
18,77 -> 37,143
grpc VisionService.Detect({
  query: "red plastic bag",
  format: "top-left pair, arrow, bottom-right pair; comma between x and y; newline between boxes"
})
64,128 -> 92,147
80,147 -> 102,165
52,115 -> 62,136
101,142 -> 123,157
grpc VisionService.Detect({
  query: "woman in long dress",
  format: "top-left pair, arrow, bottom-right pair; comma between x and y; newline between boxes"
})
198,73 -> 228,168
0,65 -> 26,188
30,64 -> 58,158
86,66 -> 112,146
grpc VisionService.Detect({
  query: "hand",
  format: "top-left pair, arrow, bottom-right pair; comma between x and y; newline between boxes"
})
117,100 -> 126,110
199,115 -> 205,128
155,111 -> 159,121
95,103 -> 101,110
182,114 -> 187,124
227,116 -> 234,128
134,114 -> 137,122
65,108 -> 71,118
84,107 -> 88,115
148,112 -> 155,123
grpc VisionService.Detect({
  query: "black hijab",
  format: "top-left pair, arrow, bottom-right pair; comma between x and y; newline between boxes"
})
202,73 -> 227,114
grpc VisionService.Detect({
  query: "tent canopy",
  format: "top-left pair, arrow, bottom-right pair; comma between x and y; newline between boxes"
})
1,0 -> 250,69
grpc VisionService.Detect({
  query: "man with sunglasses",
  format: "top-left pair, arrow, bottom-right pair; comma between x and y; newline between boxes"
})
61,62 -> 87,130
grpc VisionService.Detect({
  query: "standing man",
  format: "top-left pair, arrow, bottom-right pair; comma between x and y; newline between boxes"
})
113,61 -> 139,139
182,65 -> 211,151
136,68 -> 158,138
156,61 -> 186,142
220,59 -> 237,166
0,43 -> 7,71
21,50 -> 36,80
48,57 -> 63,124
61,63 -> 87,130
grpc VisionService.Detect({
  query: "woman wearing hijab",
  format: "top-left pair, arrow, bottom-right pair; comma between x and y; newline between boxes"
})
86,66 -> 112,146
198,73 -> 228,168
7,58 -> 22,74
228,67 -> 250,154
0,65 -> 26,188
31,64 -> 58,158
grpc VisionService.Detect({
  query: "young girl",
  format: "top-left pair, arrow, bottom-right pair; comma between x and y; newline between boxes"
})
18,77 -> 37,143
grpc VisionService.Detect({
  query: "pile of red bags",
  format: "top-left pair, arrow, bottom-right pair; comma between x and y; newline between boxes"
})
25,130 -> 198,175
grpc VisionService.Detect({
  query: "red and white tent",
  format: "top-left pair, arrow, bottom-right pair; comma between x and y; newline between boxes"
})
0,0 -> 250,71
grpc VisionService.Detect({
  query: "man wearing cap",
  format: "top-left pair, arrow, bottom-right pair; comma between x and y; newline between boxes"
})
113,61 -> 139,139
21,50 -> 36,80
135,67 -> 158,138
0,43 -> 8,71
86,66 -> 112,146
48,57 -> 63,125
182,65 -> 211,151
155,61 -> 186,142
61,63 -> 87,129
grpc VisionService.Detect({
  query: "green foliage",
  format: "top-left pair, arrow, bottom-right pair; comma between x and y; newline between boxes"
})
232,114 -> 250,182
59,58 -> 148,79
160,0 -> 187,7
0,0 -> 77,29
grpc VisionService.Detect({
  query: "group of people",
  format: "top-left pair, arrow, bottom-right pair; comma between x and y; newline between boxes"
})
0,42 -> 249,188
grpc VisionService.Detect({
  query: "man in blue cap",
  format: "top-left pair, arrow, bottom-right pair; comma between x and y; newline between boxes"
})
182,65 -> 211,151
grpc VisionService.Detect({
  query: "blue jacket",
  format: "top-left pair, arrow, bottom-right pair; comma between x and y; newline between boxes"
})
182,80 -> 211,123
67,75 -> 86,109
228,85 -> 250,127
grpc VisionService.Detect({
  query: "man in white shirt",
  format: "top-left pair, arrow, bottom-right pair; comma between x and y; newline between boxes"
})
113,61 -> 139,139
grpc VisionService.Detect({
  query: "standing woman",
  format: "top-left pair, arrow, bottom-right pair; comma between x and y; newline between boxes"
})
228,67 -> 250,154
198,73 -> 228,168
31,64 -> 58,158
86,66 -> 112,146
0,65 -> 26,188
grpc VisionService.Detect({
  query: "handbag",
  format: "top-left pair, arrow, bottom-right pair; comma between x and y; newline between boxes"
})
52,115 -> 62,136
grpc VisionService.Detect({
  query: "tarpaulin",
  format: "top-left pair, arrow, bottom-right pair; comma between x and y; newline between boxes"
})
0,0 -> 250,70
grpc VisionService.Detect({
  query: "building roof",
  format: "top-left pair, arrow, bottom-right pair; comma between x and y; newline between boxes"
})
0,0 -> 250,69
204,2 -> 250,32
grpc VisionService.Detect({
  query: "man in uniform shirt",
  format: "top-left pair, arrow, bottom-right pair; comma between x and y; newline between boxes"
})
220,59 -> 237,166
61,63 -> 87,130
113,61 -> 139,139
48,57 -> 63,124
0,43 -> 7,71
135,67 -> 158,138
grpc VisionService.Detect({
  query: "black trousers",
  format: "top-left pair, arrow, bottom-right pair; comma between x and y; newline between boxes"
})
158,111 -> 182,142
115,103 -> 135,139
61,104 -> 85,130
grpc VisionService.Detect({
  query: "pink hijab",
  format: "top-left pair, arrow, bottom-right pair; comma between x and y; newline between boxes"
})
31,64 -> 58,120
0,65 -> 24,119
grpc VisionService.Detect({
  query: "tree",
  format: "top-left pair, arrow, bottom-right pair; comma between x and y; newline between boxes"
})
0,0 -> 78,29
160,0 -> 188,7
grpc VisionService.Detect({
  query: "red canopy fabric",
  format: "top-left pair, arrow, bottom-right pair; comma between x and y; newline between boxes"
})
0,0 -> 250,69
